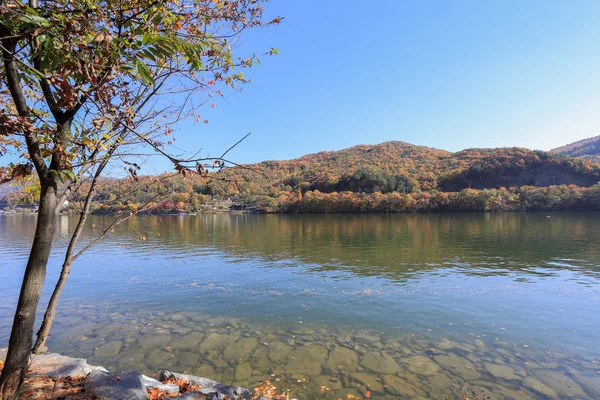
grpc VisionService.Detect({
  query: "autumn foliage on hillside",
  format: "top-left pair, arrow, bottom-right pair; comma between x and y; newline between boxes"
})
552,135 -> 600,162
3,142 -> 600,214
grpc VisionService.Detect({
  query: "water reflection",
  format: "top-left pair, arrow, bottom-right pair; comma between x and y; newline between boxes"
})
0,213 -> 599,399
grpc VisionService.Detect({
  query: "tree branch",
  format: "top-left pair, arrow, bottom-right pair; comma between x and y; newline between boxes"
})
1,38 -> 47,176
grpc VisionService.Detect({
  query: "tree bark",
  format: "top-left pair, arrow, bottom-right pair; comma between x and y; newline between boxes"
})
0,181 -> 57,400
33,179 -> 98,353
33,146 -> 115,354
32,257 -> 74,355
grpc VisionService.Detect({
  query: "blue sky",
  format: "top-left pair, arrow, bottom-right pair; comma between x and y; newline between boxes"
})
152,1 -> 600,172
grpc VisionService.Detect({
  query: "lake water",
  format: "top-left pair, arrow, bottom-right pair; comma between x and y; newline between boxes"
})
1,213 -> 599,399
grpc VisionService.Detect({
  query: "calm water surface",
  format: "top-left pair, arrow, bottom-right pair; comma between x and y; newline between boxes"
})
1,213 -> 599,399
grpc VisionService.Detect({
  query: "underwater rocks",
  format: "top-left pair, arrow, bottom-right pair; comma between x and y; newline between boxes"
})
521,377 -> 559,398
93,340 -> 123,359
223,337 -> 258,361
19,309 -> 600,400
326,346 -> 359,371
349,372 -> 384,392
234,362 -> 253,381
434,353 -> 481,381
360,351 -> 403,374
383,374 -> 420,396
402,355 -> 440,376
285,344 -> 328,375
199,333 -> 239,353
531,370 -> 587,398
484,363 -> 520,381
267,340 -> 293,361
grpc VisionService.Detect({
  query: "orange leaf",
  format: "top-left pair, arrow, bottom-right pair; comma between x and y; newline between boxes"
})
365,391 -> 371,398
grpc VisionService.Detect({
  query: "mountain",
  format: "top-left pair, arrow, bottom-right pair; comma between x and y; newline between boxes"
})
213,141 -> 600,197
3,141 -> 600,213
552,135 -> 600,162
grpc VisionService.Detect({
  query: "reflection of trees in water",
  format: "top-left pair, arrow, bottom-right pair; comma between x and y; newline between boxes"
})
2,213 -> 599,282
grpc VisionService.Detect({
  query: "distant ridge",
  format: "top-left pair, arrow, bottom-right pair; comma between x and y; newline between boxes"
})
552,135 -> 600,161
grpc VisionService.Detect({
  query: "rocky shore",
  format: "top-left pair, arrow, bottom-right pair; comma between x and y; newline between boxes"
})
0,349 -> 293,400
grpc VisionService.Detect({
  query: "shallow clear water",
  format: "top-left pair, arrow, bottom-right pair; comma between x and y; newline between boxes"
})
1,213 -> 599,399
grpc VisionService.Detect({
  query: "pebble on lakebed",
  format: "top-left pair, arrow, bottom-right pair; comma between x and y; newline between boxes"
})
3,310 -> 599,400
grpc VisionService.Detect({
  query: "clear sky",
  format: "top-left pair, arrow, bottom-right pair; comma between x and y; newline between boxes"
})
145,1 -> 600,172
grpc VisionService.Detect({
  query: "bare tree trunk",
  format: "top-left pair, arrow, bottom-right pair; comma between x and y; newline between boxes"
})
32,256 -> 74,354
0,181 -> 57,400
33,148 -> 115,354
33,184 -> 98,353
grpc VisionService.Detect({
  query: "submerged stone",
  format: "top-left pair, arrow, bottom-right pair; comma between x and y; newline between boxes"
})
434,354 -> 480,381
178,351 -> 201,366
146,349 -> 174,366
429,372 -> 455,392
313,375 -> 343,390
235,362 -> 253,381
250,346 -> 271,370
76,336 -> 106,352
194,364 -> 217,378
570,372 -> 600,397
94,340 -> 123,359
435,340 -> 457,351
136,332 -> 172,351
207,352 -> 229,368
532,370 -> 587,397
484,362 -> 520,380
403,355 -> 440,376
174,327 -> 193,336
383,374 -> 418,396
170,331 -> 206,351
65,321 -> 97,339
199,333 -> 239,352
360,351 -> 402,374
470,385 -> 504,400
521,377 -> 559,398
285,344 -> 327,376
325,346 -> 359,371
495,384 -> 535,400
170,313 -> 186,321
114,350 -> 146,369
268,341 -> 293,362
223,337 -> 258,361
538,360 -> 560,369
350,372 -> 385,393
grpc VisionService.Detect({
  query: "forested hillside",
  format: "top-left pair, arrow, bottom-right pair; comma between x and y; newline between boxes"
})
213,142 -> 600,197
3,141 -> 600,213
552,135 -> 600,162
